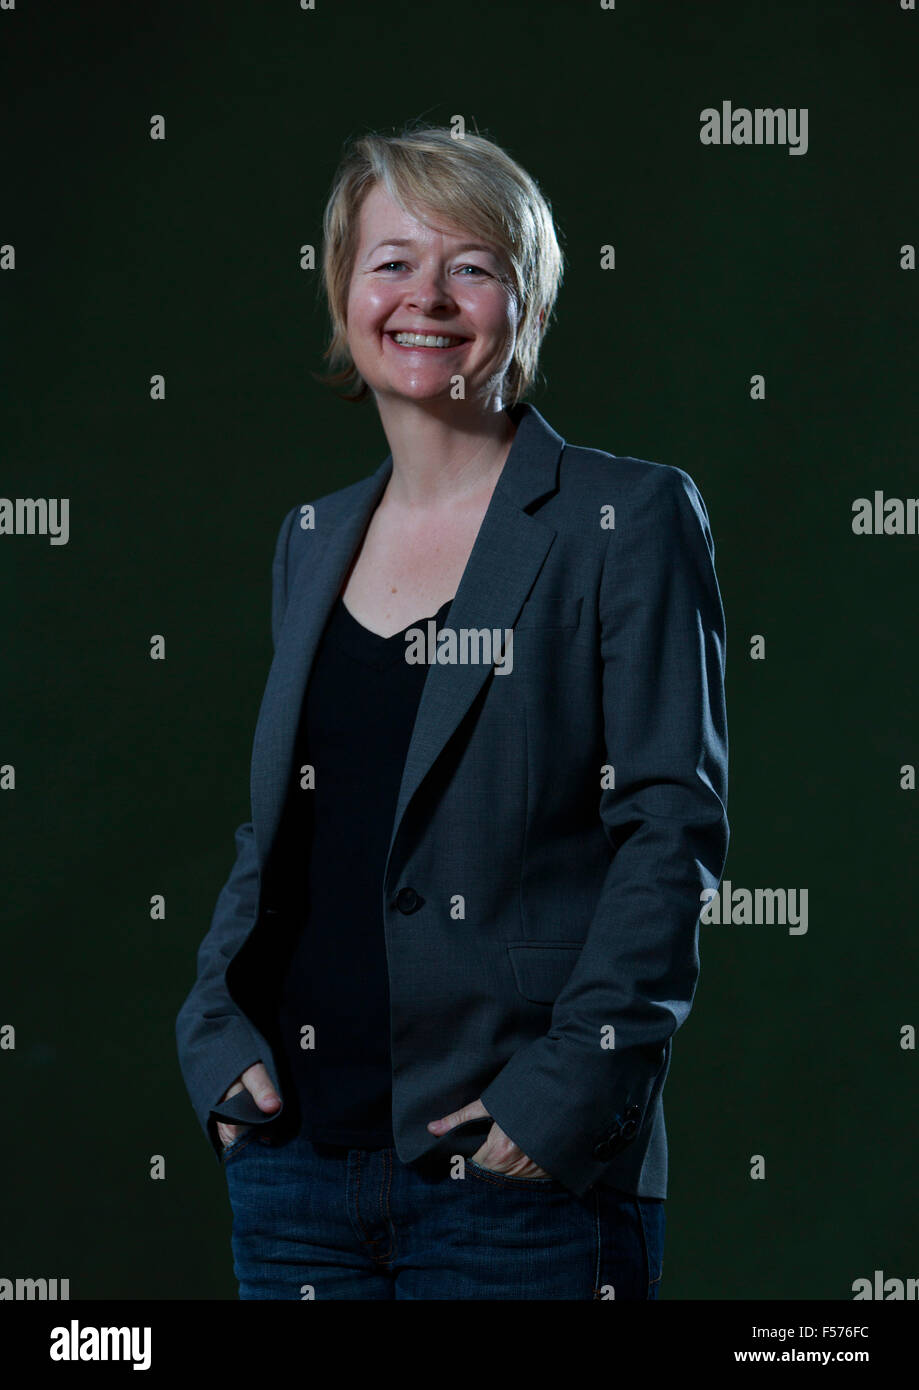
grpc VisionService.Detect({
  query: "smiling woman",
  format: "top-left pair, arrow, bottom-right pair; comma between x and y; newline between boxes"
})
175,122 -> 730,1302
318,125 -> 562,410
345,179 -> 520,421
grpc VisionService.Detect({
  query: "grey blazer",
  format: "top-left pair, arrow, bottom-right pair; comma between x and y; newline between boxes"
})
175,401 -> 729,1199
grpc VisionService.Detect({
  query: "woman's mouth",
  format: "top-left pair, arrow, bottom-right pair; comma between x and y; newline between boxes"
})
387,331 -> 469,350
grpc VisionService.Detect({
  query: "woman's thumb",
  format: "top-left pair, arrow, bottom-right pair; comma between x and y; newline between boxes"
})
244,1062 -> 282,1112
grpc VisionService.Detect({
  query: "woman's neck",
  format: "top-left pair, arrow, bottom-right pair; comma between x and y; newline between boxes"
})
373,394 -> 518,510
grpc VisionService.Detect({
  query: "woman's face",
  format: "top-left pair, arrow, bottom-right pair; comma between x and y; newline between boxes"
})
345,181 -> 520,409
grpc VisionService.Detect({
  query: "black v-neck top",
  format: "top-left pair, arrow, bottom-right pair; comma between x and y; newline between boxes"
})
275,592 -> 454,1148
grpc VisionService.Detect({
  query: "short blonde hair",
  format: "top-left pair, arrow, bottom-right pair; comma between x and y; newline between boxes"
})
316,123 -> 565,405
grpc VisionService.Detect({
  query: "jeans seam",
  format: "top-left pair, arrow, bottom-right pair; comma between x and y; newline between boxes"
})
351,1150 -> 371,1245
350,1150 -> 396,1264
635,1199 -> 663,1297
592,1188 -> 602,1299
373,1148 -> 396,1265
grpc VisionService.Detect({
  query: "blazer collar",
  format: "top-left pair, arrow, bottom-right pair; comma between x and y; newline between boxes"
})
251,401 -> 567,874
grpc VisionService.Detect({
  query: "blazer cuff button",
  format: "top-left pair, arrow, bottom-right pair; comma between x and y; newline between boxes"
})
393,886 -> 424,914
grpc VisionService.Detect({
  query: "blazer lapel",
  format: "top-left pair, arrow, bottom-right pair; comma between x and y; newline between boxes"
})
249,461 -> 391,867
386,407 -> 564,863
250,402 -> 566,878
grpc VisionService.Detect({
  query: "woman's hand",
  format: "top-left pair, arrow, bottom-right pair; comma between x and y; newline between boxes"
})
427,1097 -> 554,1179
215,1061 -> 282,1148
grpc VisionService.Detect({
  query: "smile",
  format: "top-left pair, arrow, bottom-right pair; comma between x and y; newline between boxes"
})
388,331 -> 468,349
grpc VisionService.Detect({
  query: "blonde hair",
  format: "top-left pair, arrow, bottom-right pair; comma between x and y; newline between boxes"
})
316,123 -> 565,405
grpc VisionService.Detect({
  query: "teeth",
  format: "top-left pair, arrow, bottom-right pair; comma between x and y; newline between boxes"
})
392,332 -> 464,348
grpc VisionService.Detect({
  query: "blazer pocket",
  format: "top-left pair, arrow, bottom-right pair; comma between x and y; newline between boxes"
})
515,596 -> 583,631
507,942 -> 583,1004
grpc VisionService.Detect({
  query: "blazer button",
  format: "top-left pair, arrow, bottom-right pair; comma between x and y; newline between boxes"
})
393,886 -> 424,915
621,1104 -> 641,1140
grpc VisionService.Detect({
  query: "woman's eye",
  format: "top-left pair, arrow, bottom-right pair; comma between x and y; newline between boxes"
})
376,261 -> 489,276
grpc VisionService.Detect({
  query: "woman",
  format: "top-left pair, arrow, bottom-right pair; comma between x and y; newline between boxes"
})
176,124 -> 729,1300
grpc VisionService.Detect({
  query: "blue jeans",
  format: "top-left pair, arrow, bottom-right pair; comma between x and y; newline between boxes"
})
221,1129 -> 665,1300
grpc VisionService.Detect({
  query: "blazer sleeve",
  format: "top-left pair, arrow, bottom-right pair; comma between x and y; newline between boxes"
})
174,503 -> 300,1160
480,465 -> 730,1196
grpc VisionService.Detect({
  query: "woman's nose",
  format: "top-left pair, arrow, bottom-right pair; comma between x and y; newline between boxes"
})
407,269 -> 454,313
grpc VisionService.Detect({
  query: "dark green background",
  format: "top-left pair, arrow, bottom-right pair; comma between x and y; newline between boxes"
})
2,0 -> 916,1299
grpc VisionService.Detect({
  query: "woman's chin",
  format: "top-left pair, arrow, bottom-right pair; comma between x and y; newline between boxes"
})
375,378 -> 467,405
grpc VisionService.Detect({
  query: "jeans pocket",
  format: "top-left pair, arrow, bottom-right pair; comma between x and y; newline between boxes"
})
465,1158 -> 563,1190
220,1128 -> 255,1163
